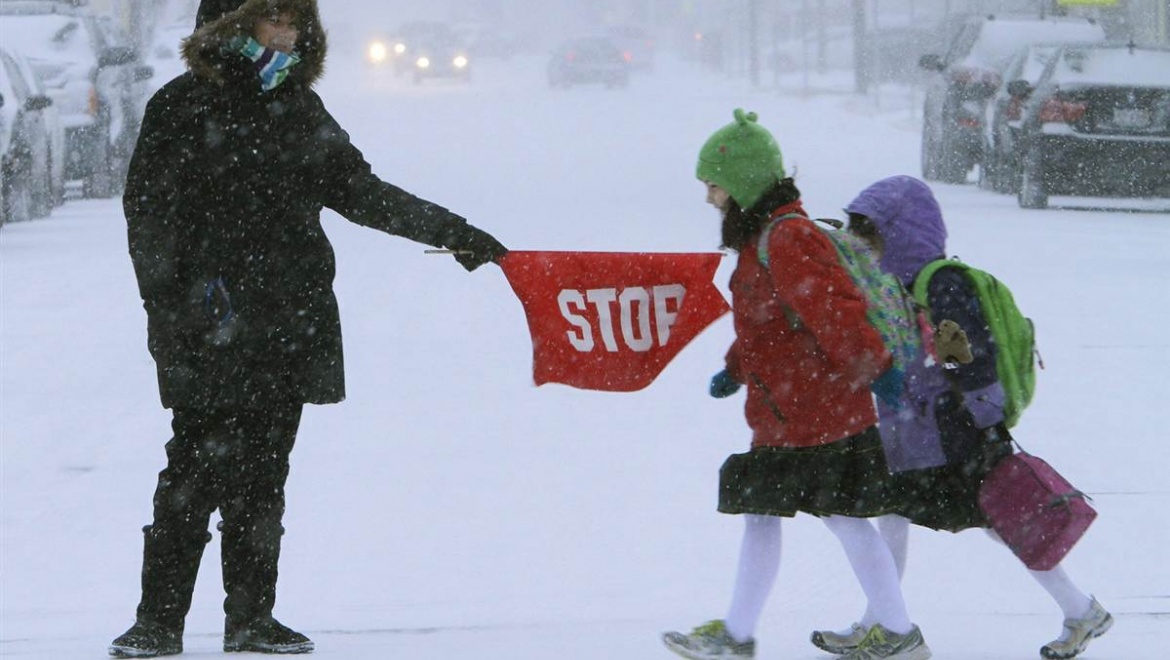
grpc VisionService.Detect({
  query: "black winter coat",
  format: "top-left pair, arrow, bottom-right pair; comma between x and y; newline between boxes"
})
125,1 -> 502,409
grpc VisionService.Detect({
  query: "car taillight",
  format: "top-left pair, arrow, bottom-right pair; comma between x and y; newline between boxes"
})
566,51 -> 577,62
1006,98 -> 1024,121
955,100 -> 983,129
1038,96 -> 1087,124
87,86 -> 99,116
951,66 -> 1000,89
622,51 -> 633,63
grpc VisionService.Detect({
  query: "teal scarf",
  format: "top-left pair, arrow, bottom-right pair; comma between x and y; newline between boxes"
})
236,36 -> 301,91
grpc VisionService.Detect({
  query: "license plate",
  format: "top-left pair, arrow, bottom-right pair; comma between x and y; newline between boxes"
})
1113,108 -> 1151,128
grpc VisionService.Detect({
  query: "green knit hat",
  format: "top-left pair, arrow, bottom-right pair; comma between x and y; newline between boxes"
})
696,109 -> 786,210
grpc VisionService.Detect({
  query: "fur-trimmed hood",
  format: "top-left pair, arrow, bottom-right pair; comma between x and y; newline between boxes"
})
182,0 -> 326,87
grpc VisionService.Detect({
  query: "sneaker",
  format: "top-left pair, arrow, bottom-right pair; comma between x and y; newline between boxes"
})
109,620 -> 182,658
840,623 -> 931,660
1041,597 -> 1113,659
224,617 -> 314,654
811,622 -> 869,654
661,619 -> 755,659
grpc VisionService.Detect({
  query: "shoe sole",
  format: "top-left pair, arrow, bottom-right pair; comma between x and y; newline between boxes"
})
662,636 -> 750,660
108,645 -> 181,658
224,641 -> 315,654
1040,613 -> 1114,660
811,631 -> 863,655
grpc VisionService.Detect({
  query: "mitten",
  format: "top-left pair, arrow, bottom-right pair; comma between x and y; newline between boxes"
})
870,367 -> 906,410
709,369 -> 742,398
963,382 -> 1006,429
453,226 -> 508,272
935,319 -> 974,364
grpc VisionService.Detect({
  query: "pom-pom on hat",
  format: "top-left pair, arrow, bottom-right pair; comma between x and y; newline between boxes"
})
696,109 -> 786,210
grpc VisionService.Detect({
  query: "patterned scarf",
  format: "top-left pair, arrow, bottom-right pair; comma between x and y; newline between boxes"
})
236,36 -> 301,91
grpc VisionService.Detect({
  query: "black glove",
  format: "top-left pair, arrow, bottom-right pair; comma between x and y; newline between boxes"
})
452,225 -> 508,272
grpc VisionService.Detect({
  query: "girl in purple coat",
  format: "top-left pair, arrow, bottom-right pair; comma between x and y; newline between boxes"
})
811,176 -> 1111,660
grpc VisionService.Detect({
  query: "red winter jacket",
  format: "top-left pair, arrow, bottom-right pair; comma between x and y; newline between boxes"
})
724,204 -> 890,449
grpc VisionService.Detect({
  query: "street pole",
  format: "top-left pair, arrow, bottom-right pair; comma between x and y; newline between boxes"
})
749,0 -> 760,87
853,0 -> 868,93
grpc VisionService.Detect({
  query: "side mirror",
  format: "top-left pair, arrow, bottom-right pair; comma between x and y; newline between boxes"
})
0,93 -> 5,110
98,46 -> 137,68
135,65 -> 155,81
918,54 -> 945,72
1007,80 -> 1032,98
25,95 -> 54,111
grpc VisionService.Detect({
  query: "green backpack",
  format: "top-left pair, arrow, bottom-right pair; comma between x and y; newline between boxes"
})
911,258 -> 1038,428
758,215 -> 921,380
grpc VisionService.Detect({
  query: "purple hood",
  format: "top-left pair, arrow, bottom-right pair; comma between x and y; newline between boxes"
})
845,176 -> 946,287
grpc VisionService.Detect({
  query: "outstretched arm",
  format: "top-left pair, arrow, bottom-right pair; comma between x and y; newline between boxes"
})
312,97 -> 506,270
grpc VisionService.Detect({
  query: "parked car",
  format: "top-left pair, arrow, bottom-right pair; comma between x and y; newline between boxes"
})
0,63 -> 37,224
548,37 -> 630,89
918,15 -> 1106,184
0,1 -> 153,198
0,47 -> 65,219
980,42 -> 1091,193
1012,43 -> 1170,209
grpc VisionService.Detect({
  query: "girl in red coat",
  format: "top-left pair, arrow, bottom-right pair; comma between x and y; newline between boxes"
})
661,110 -> 930,660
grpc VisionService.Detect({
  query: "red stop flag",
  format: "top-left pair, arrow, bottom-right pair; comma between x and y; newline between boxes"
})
500,251 -> 730,391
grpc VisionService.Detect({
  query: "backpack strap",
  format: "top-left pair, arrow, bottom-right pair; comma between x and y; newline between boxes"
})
756,213 -> 809,268
911,257 -> 968,309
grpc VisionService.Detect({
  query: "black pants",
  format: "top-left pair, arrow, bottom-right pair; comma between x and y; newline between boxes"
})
135,404 -> 303,631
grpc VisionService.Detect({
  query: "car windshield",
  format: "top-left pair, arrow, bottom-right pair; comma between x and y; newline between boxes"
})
1015,45 -> 1064,83
1051,47 -> 1170,86
963,20 -> 1105,71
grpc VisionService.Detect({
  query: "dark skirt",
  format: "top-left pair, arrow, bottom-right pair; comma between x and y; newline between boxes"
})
893,424 -> 1014,533
718,427 -> 910,518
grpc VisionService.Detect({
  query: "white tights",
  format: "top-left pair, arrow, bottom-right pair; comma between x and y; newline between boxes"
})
723,514 -> 913,643
984,527 -> 1094,619
863,516 -> 1093,621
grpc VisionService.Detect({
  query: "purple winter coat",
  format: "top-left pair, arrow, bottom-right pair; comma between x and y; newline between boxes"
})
846,176 -> 1006,473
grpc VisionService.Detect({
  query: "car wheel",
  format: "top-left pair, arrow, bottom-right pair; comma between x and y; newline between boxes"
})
82,137 -> 116,199
1001,151 -> 1022,195
977,156 -> 995,191
49,148 -> 66,207
921,117 -> 940,181
2,166 -> 33,225
936,135 -> 968,184
31,165 -> 53,219
1017,152 -> 1048,210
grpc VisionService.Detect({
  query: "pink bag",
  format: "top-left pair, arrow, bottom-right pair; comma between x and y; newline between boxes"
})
978,452 -> 1097,571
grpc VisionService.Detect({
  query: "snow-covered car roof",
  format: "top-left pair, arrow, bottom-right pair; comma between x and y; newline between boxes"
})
1,13 -> 100,64
961,18 -> 1106,72
1049,45 -> 1170,87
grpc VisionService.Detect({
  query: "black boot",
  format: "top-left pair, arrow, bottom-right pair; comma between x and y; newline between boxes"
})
220,520 -> 311,653
224,616 -> 314,654
109,619 -> 183,658
135,524 -> 211,631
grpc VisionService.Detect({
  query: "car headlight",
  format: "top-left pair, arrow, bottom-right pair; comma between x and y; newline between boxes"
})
416,57 -> 430,69
394,42 -> 407,55
367,42 -> 388,64
453,55 -> 469,69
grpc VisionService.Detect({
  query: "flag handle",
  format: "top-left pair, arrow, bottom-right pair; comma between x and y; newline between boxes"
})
424,249 -> 475,255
